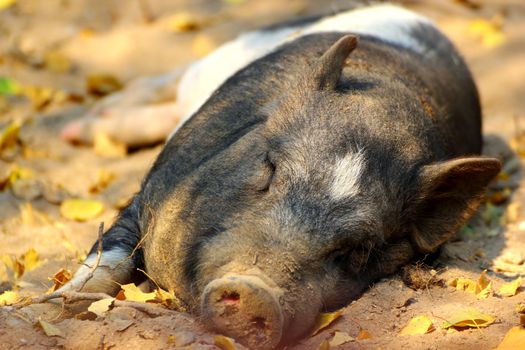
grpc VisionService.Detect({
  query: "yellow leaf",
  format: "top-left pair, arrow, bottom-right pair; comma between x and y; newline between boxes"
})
117,283 -> 156,303
476,281 -> 493,300
44,51 -> 72,74
87,298 -> 114,317
0,120 -> 21,152
0,290 -> 20,305
317,339 -> 330,350
166,12 -> 201,32
1,255 -> 24,279
38,319 -> 64,338
449,271 -> 493,299
499,277 -> 522,297
94,132 -> 127,158
311,309 -> 344,336
23,248 -> 41,272
399,315 -> 434,336
449,277 -> 478,293
192,35 -> 216,57
60,198 -> 104,221
86,74 -> 123,97
442,308 -> 496,329
47,268 -> 72,292
89,169 -> 116,194
494,326 -> 525,350
329,331 -> 354,346
357,329 -> 373,340
0,0 -> 16,10
468,18 -> 506,49
214,335 -> 236,350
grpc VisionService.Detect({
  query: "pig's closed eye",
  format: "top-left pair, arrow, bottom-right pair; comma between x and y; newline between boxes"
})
256,154 -> 276,192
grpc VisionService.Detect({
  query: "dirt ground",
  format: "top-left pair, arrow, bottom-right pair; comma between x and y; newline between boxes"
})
1,0 -> 525,349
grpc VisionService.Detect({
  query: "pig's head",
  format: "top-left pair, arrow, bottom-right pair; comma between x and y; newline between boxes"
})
142,36 -> 501,348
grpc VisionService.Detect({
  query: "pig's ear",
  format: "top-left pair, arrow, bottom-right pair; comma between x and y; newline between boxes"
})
411,157 -> 501,253
308,35 -> 358,90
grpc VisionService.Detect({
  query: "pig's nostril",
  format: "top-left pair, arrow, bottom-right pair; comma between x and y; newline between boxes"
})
219,291 -> 240,303
251,316 -> 267,330
202,275 -> 284,349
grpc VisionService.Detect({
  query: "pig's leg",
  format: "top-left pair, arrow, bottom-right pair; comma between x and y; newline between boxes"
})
60,200 -> 143,294
61,68 -> 183,146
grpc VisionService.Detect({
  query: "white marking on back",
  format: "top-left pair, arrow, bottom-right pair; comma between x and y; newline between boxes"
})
330,151 -> 366,200
170,4 -> 435,138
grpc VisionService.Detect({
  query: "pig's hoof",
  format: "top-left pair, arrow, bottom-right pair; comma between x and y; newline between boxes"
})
201,275 -> 283,349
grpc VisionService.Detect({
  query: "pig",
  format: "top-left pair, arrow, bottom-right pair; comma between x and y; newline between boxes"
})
62,4 -> 501,349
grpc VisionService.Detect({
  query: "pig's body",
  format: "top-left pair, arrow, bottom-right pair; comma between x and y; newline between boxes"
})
64,5 -> 501,349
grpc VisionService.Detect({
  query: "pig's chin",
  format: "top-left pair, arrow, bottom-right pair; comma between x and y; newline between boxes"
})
198,270 -> 323,349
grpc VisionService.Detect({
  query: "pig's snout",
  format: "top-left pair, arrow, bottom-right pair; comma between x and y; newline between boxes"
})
201,274 -> 284,349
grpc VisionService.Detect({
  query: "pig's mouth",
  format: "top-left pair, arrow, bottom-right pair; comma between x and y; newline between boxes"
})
200,274 -> 285,349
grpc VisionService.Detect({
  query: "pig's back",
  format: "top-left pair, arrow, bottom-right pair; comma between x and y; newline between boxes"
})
149,6 -> 480,190
173,4 -> 479,144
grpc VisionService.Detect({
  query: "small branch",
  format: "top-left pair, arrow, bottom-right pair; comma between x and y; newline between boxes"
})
76,222 -> 104,292
14,223 -> 105,307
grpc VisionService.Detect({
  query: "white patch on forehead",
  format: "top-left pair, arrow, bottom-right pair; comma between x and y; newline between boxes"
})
330,151 -> 366,200
169,4 -> 434,139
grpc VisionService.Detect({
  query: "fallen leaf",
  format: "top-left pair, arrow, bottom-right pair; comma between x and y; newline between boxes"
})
44,50 -> 72,74
47,268 -> 72,292
449,277 -> 477,293
329,331 -> 354,346
0,290 -> 20,305
38,319 -> 64,338
494,326 -> 525,350
399,315 -> 434,336
499,277 -> 522,297
192,34 -> 216,57
442,308 -> 496,329
87,298 -> 114,317
0,0 -> 15,10
0,120 -> 21,153
317,339 -> 330,350
94,132 -> 127,158
468,17 -> 506,49
311,309 -> 344,336
166,12 -> 202,32
357,329 -> 373,340
11,178 -> 43,200
500,251 -> 525,265
492,260 -> 525,274
86,74 -> 123,96
21,85 -> 58,110
117,283 -> 156,303
60,198 -> 104,221
448,270 -> 493,299
155,288 -> 178,307
214,335 -> 236,350
1,255 -> 24,279
476,281 -> 493,300
89,169 -> 116,193
23,248 -> 41,271
0,77 -> 20,95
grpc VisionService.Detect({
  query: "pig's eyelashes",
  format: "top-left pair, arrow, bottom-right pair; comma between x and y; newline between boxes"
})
256,154 -> 276,192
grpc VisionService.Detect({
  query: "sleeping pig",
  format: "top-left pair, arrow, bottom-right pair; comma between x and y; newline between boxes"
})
62,4 -> 501,349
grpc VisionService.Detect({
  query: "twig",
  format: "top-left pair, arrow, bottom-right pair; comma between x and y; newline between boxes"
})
14,223 -> 105,307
